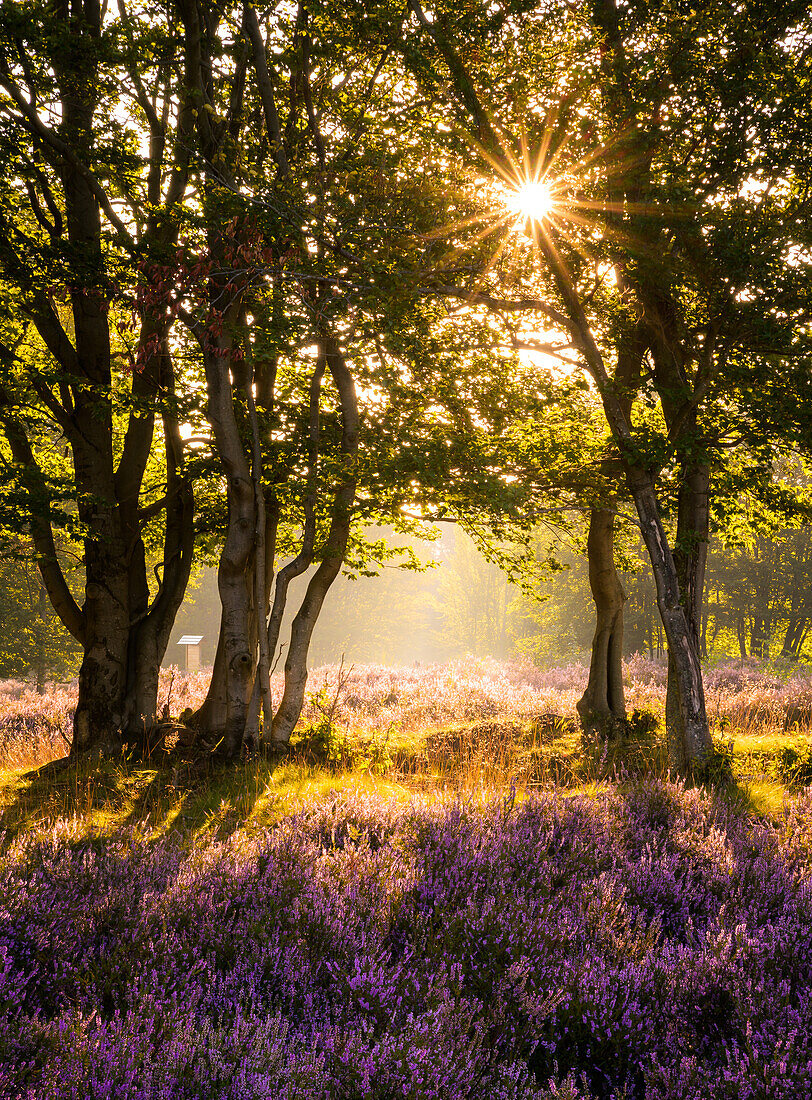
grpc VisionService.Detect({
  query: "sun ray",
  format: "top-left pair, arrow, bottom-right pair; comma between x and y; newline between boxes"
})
433,211 -> 515,270
423,208 -> 512,240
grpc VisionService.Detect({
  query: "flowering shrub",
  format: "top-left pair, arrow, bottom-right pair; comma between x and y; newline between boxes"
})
2,780 -> 812,1098
0,682 -> 75,769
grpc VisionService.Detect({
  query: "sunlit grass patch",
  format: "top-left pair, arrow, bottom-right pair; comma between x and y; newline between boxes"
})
0,709 -> 804,848
740,778 -> 790,821
3,659 -> 812,845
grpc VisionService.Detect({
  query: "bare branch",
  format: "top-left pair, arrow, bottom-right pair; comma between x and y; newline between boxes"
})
243,1 -> 290,177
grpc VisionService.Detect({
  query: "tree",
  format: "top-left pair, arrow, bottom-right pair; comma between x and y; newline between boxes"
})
0,0 -> 196,752
169,0 -> 584,755
385,0 -> 812,770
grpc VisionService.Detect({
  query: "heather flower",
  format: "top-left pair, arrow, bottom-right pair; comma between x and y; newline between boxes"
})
1,780 -> 811,1097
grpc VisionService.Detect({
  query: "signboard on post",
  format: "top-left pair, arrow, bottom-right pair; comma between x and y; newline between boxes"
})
177,635 -> 204,672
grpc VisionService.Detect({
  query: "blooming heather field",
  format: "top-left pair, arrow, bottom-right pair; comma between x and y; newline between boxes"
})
2,659 -> 812,1099
2,783 -> 812,1098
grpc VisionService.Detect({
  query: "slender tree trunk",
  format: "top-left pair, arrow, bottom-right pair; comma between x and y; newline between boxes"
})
737,618 -> 748,660
626,468 -> 712,769
35,583 -> 47,694
781,617 -> 808,660
577,506 -> 627,739
535,226 -> 712,771
750,618 -> 770,660
270,334 -> 359,744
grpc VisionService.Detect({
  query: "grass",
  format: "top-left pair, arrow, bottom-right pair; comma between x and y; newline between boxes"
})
0,705 -> 807,849
1,656 -> 812,848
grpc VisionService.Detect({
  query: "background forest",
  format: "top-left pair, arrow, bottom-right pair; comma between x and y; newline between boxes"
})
6,516 -> 812,679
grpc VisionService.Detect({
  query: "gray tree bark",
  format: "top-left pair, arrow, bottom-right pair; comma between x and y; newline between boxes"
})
664,463 -> 710,771
536,230 -> 712,770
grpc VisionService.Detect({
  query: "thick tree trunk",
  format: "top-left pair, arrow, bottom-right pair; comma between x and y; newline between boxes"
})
193,629 -> 229,737
203,349 -> 256,756
69,358 -> 130,755
577,506 -> 627,739
72,553 -> 130,755
665,463 -> 710,771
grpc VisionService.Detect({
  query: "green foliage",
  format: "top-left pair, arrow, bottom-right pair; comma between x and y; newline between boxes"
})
0,546 -> 80,683
693,738 -> 736,787
772,739 -> 812,788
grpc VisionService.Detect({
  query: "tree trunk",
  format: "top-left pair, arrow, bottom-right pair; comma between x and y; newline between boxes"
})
203,349 -> 256,757
577,506 -> 627,739
626,468 -> 712,771
750,618 -> 770,660
72,561 -> 130,755
736,618 -> 748,660
270,334 -> 359,744
665,463 -> 710,771
534,226 -> 712,772
35,583 -> 47,694
69,363 -> 131,755
781,617 -> 808,660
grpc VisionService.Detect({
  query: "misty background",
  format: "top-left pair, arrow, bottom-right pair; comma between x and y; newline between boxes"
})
166,520 -> 812,671
2,518 -> 811,687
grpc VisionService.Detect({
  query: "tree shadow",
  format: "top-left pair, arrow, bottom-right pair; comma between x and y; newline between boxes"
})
0,746 -> 282,849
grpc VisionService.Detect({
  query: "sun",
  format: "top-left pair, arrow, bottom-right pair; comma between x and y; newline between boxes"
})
506,180 -> 555,223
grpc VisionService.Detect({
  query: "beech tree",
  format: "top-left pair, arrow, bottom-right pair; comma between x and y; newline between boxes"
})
0,0 -> 196,752
385,0 -> 812,770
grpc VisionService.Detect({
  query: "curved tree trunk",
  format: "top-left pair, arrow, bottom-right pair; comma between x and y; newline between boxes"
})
270,334 -> 359,744
629,469 -> 711,770
191,328 -> 359,755
577,505 -> 627,739
535,225 -> 712,772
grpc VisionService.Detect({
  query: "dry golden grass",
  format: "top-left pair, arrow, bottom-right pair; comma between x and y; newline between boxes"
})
1,657 -> 811,844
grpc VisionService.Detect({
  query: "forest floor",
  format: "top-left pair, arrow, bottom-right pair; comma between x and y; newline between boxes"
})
1,655 -> 811,838
2,657 -> 812,1098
